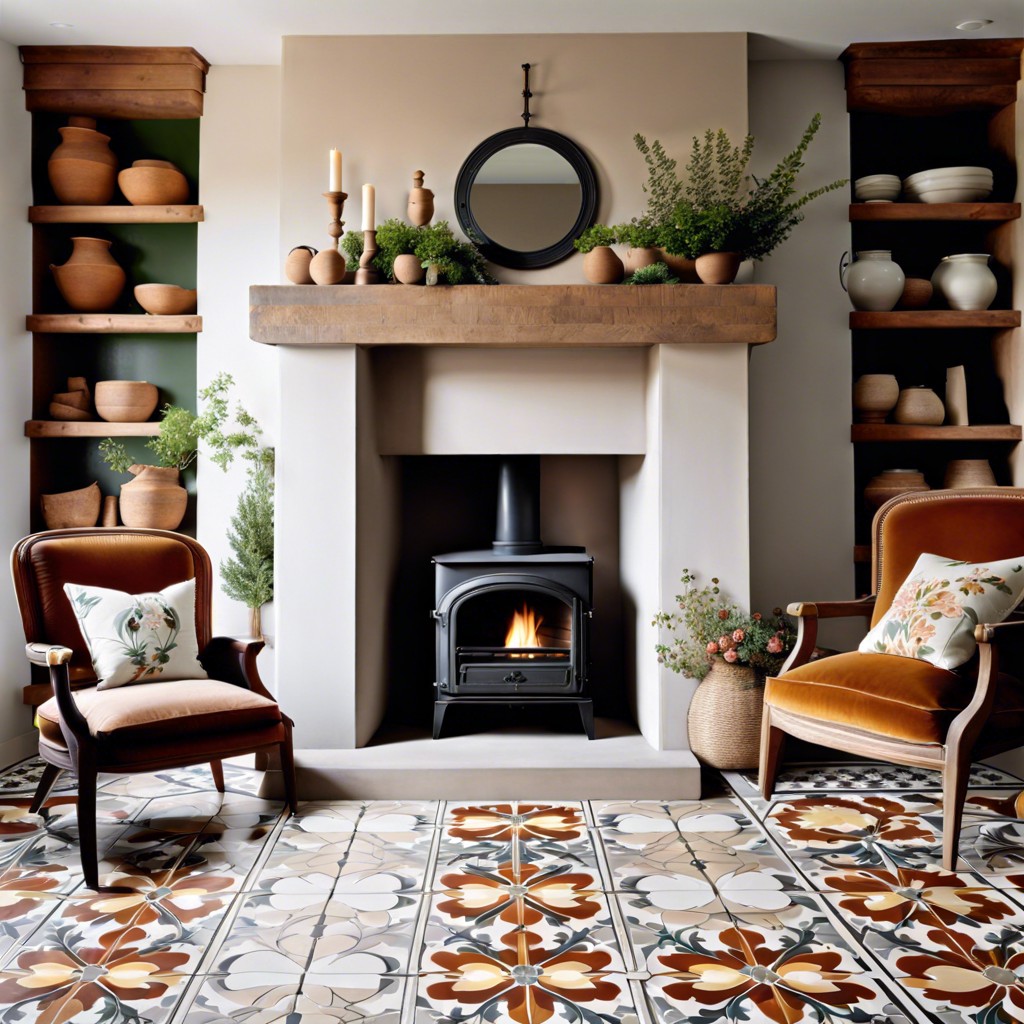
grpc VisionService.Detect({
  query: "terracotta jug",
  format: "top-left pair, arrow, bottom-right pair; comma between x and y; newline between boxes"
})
407,170 -> 434,227
47,117 -> 118,205
50,236 -> 126,313
696,251 -> 742,285
118,464 -> 187,530
582,246 -> 624,284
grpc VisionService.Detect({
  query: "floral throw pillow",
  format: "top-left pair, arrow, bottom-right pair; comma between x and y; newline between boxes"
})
63,579 -> 208,690
858,552 -> 1024,669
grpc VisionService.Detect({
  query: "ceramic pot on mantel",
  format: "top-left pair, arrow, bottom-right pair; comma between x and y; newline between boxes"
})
687,660 -> 763,769
622,247 -> 661,275
393,253 -> 426,284
695,251 -> 742,285
118,464 -> 187,530
582,246 -> 624,285
47,117 -> 118,205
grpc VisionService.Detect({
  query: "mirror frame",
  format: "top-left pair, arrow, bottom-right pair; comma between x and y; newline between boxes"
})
455,127 -> 598,270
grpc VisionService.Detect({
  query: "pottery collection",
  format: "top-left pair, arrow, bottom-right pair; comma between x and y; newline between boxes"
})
840,249 -> 905,311
893,385 -> 945,425
50,236 -> 126,312
47,117 -> 118,205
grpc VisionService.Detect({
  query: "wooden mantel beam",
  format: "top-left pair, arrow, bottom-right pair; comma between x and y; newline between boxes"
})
249,283 -> 777,348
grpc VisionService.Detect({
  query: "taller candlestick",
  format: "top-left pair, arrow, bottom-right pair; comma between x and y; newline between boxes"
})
361,183 -> 375,231
329,149 -> 342,193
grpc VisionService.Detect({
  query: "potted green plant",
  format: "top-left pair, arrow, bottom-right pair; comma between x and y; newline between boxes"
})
626,262 -> 678,285
573,224 -> 623,284
613,217 -> 663,274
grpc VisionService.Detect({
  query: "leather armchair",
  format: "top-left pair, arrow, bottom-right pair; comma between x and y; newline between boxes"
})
11,527 -> 297,890
759,488 -> 1024,870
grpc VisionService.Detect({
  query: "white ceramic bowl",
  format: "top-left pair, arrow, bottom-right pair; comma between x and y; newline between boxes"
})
915,184 -> 993,203
904,164 -> 992,180
855,182 -> 901,201
855,174 -> 901,188
904,167 -> 992,188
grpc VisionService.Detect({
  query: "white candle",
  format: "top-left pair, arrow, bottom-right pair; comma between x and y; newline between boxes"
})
362,183 -> 375,231
329,149 -> 342,193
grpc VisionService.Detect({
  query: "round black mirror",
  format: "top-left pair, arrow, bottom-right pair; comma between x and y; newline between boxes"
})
455,127 -> 598,269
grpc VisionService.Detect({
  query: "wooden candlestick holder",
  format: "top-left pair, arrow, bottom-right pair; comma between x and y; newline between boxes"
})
355,228 -> 380,285
309,190 -> 348,286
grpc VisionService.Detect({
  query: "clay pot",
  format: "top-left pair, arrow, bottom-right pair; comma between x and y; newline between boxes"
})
309,248 -> 346,286
864,469 -> 931,508
94,380 -> 159,422
622,247 -> 661,275
285,246 -> 317,284
893,386 -> 945,425
934,253 -> 998,311
40,481 -> 102,529
47,119 -> 117,205
407,170 -> 434,227
695,251 -> 742,285
840,249 -> 904,311
51,236 -> 126,313
117,160 -> 189,205
658,249 -> 699,283
852,373 -> 899,423
393,253 -> 426,284
119,464 -> 187,530
582,246 -> 623,285
944,460 -> 997,489
48,402 -> 91,421
897,277 -> 933,309
134,283 -> 197,315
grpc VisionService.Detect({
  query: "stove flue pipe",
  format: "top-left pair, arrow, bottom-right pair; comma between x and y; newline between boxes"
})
493,456 -> 543,554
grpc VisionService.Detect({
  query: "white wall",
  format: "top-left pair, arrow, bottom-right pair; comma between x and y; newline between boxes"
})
748,60 -> 859,647
0,41 -> 34,766
197,66 -> 281,679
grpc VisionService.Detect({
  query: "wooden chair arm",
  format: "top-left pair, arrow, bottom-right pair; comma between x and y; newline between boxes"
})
24,642 -> 89,750
787,597 -> 877,619
975,619 -> 1024,644
200,636 -> 276,702
25,643 -> 74,667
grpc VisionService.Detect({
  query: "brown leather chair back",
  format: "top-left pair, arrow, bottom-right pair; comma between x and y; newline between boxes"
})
871,488 -> 1024,627
11,528 -> 213,682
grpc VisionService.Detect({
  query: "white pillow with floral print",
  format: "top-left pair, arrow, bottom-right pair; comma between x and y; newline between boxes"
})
63,579 -> 208,689
858,552 -> 1024,669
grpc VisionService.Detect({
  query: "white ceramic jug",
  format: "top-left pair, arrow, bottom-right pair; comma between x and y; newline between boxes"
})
840,250 -> 905,312
933,253 -> 997,311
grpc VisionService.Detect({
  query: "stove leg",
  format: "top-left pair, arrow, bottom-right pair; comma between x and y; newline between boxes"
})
579,701 -> 595,740
433,702 -> 448,739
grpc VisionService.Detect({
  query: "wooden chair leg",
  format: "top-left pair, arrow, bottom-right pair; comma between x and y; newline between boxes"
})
76,762 -> 99,890
758,705 -> 785,798
209,759 -> 225,793
29,763 -> 63,814
942,750 -> 972,871
279,733 -> 298,816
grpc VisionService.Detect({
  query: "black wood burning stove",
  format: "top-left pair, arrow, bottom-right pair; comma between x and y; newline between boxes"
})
432,457 -> 594,739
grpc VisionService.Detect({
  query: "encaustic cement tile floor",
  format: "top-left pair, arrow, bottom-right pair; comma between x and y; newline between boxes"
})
1,759 -> 1024,1023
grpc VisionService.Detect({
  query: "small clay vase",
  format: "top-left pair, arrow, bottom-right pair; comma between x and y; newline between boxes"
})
40,481 -> 102,529
897,277 -> 933,310
622,247 -> 661,275
893,386 -> 945,425
864,469 -> 931,508
50,236 -> 126,312
696,252 -> 742,285
285,246 -> 317,284
47,118 -> 118,205
407,170 -> 434,227
393,253 -> 426,284
659,249 -> 699,283
852,374 -> 899,422
582,246 -> 623,284
944,459 -> 997,489
118,464 -> 187,530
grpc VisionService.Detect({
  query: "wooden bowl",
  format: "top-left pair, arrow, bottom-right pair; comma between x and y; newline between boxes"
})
48,402 -> 92,421
40,481 -> 101,529
94,380 -> 159,422
134,283 -> 197,315
51,262 -> 125,312
117,161 -> 189,205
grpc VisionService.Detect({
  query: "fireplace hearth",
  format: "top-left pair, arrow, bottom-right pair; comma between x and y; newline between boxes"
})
432,457 -> 594,739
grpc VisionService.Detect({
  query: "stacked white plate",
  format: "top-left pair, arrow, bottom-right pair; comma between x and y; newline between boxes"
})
854,173 -> 901,202
902,166 -> 993,203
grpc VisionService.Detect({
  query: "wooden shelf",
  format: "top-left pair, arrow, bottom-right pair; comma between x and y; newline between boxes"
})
30,205 -> 204,224
25,420 -> 161,438
851,424 -> 1021,442
849,202 -> 1020,222
27,313 -> 201,334
850,310 -> 1020,329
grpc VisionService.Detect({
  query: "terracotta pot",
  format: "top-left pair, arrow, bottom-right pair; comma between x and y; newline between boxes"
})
852,373 -> 899,423
407,170 -> 434,227
893,386 -> 945,425
134,283 -> 197,315
695,251 -> 742,285
117,160 -> 189,205
687,661 -> 763,769
864,469 -> 930,508
40,481 -> 101,529
622,247 -> 661,275
944,459 -> 997,489
659,249 -> 699,283
897,277 -> 933,309
94,380 -> 159,422
47,120 -> 118,205
393,253 -> 426,284
582,246 -> 623,284
50,236 -> 125,313
285,246 -> 317,284
49,402 -> 91,421
119,464 -> 187,530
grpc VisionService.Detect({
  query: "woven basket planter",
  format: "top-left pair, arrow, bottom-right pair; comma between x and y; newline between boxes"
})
687,660 -> 764,769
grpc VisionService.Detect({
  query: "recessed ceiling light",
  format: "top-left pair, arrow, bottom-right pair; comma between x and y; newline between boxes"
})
956,18 -> 993,30
49,22 -> 75,29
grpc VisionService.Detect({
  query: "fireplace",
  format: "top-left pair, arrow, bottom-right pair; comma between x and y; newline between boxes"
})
432,456 -> 594,738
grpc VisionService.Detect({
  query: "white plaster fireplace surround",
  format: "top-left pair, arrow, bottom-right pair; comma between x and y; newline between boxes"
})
250,285 -> 775,799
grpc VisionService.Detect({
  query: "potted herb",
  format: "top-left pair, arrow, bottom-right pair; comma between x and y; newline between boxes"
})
613,217 -> 663,275
626,262 -> 678,285
573,224 -> 623,284
413,220 -> 495,285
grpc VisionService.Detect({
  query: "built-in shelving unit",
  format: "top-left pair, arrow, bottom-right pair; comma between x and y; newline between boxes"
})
849,202 -> 1020,222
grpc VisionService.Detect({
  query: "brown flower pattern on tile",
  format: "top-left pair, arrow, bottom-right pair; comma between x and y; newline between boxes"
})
0,867 -> 63,921
447,804 -> 585,844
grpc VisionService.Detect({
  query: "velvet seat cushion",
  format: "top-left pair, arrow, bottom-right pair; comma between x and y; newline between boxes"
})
765,651 -> 1024,744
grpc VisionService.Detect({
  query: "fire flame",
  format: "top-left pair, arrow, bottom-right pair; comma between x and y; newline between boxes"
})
505,603 -> 544,649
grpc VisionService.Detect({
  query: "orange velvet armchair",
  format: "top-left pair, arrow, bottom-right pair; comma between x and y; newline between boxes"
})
11,527 -> 297,890
759,488 -> 1024,870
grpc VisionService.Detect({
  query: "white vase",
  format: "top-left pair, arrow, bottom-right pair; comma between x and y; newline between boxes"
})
841,250 -> 905,312
934,253 -> 997,311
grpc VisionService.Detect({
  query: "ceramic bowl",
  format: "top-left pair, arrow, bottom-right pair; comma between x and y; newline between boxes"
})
118,161 -> 190,205
904,165 -> 992,184
40,481 -> 101,529
854,174 -> 901,201
48,401 -> 91,421
94,380 -> 159,422
134,283 -> 197,315
913,184 -> 993,203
